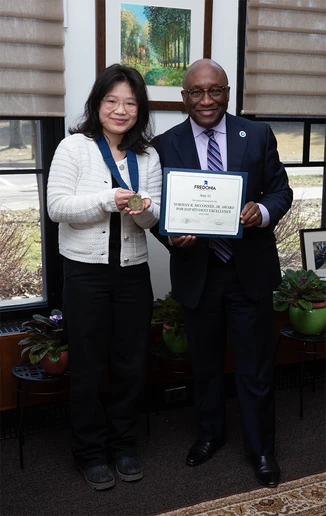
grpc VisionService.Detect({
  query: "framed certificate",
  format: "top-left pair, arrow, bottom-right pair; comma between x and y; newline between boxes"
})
159,168 -> 248,238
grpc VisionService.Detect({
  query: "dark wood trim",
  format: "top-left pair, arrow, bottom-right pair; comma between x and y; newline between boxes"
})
96,0 -> 106,76
149,101 -> 186,112
203,0 -> 213,58
95,0 -> 213,111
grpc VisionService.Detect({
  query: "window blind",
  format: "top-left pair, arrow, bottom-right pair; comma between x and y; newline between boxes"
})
242,0 -> 326,116
0,0 -> 65,117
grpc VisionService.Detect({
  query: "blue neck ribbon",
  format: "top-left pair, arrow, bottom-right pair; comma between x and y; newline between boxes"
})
96,134 -> 139,192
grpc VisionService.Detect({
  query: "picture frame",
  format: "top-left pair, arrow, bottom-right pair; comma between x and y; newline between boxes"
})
299,228 -> 326,277
95,0 -> 213,111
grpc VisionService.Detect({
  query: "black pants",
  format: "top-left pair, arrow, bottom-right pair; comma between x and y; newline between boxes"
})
182,252 -> 276,457
63,254 -> 153,466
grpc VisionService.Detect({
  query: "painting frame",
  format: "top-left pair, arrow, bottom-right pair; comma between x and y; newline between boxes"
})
299,228 -> 326,277
95,0 -> 213,111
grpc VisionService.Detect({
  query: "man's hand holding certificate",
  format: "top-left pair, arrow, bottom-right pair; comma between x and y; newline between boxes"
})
159,168 -> 248,238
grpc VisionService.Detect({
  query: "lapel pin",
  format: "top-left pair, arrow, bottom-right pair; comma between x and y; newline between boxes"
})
239,131 -> 246,138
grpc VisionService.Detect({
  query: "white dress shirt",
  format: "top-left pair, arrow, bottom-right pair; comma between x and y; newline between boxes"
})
189,115 -> 270,227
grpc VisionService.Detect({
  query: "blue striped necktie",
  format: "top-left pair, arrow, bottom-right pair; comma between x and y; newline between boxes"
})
204,129 -> 233,263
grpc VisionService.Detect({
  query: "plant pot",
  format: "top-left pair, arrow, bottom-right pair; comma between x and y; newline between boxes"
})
163,325 -> 188,354
311,301 -> 326,309
289,305 -> 326,335
40,350 -> 69,375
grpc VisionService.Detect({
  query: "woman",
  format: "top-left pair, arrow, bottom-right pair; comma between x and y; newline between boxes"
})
47,64 -> 162,490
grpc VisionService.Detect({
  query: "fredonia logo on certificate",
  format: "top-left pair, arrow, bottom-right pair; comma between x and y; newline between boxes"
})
159,168 -> 248,239
194,179 -> 216,190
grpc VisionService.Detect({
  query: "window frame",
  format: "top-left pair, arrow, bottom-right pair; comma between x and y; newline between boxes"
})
0,116 -> 65,322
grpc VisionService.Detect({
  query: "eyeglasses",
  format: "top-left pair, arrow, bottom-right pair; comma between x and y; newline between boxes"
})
102,96 -> 138,113
182,86 -> 229,101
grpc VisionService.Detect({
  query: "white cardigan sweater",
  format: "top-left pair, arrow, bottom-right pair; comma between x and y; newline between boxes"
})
47,134 -> 162,266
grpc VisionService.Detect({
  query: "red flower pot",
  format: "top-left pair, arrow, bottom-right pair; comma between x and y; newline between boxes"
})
312,301 -> 326,309
40,350 -> 68,375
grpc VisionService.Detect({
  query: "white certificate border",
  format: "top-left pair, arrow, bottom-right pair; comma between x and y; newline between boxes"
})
160,168 -> 248,238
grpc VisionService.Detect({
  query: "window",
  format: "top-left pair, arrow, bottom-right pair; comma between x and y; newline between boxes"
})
266,119 -> 325,269
0,118 -> 64,321
237,0 -> 326,271
0,2 -> 65,322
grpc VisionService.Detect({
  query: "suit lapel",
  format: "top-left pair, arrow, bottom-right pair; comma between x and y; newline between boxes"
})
226,113 -> 249,172
172,118 -> 201,169
169,115 -> 249,172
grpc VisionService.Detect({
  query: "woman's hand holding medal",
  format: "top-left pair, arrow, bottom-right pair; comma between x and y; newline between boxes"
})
115,188 -> 150,214
126,193 -> 151,214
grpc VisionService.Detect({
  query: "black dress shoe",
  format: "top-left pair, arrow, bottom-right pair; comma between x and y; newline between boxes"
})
115,456 -> 143,482
186,439 -> 224,466
82,464 -> 115,490
252,455 -> 280,488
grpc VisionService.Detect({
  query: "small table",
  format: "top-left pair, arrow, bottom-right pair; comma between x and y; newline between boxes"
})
147,341 -> 192,432
278,327 -> 325,419
149,340 -> 192,383
11,362 -> 69,469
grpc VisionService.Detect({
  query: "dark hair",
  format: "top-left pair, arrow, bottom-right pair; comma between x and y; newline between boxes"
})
69,64 -> 153,154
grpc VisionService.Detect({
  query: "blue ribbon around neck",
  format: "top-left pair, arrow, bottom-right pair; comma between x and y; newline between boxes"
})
96,134 -> 139,192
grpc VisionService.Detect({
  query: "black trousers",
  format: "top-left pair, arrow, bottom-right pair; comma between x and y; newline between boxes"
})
62,253 -> 153,466
182,251 -> 276,457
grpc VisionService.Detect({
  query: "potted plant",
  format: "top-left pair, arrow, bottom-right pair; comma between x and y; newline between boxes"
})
152,293 -> 188,354
273,269 -> 326,335
18,309 -> 68,375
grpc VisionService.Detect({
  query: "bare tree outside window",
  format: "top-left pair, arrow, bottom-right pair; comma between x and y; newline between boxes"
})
0,208 -> 42,301
0,120 -> 44,307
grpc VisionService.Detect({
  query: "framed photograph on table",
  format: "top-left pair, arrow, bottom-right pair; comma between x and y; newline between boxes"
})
299,228 -> 326,277
95,0 -> 213,111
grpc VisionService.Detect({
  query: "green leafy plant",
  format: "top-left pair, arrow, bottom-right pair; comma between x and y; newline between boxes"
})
152,292 -> 185,332
273,269 -> 326,311
152,293 -> 188,354
18,309 -> 67,364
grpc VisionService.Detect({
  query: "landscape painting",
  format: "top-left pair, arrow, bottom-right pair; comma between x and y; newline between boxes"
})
121,4 -> 190,86
103,0 -> 208,105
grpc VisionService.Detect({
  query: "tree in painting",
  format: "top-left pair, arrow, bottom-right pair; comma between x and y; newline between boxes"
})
121,4 -> 191,86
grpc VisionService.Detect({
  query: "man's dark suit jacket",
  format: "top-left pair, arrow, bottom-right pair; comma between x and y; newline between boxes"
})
151,113 -> 293,310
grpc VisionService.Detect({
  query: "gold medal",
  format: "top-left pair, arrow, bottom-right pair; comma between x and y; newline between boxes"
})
128,194 -> 143,211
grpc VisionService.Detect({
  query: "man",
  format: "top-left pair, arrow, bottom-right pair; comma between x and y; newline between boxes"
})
151,59 -> 293,488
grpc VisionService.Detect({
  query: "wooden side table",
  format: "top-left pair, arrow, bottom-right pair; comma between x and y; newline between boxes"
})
278,327 -> 326,419
11,362 -> 69,469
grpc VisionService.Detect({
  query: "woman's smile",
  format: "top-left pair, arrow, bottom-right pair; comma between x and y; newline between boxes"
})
99,82 -> 138,140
